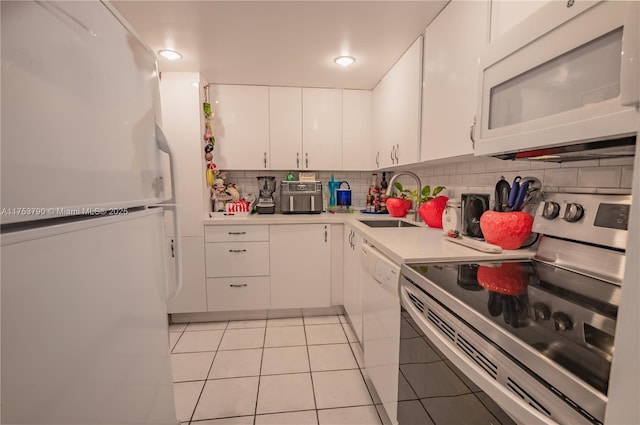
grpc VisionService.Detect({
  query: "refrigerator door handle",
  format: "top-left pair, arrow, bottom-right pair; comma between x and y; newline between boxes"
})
151,124 -> 183,301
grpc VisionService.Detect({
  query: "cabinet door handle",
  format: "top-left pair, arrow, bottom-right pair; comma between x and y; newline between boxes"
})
375,151 -> 380,168
229,283 -> 248,288
390,146 -> 395,164
324,225 -> 328,243
305,152 -> 309,168
264,152 -> 267,168
228,231 -> 246,235
170,239 -> 175,258
395,144 -> 400,162
470,116 -> 476,150
228,249 -> 247,253
297,152 -> 300,168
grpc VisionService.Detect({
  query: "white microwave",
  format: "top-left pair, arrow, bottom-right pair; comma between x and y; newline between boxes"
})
474,0 -> 639,157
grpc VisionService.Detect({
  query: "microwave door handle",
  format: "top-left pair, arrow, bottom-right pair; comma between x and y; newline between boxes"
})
621,1 -> 640,106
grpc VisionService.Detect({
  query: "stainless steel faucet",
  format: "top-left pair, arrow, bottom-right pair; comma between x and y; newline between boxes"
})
387,171 -> 423,222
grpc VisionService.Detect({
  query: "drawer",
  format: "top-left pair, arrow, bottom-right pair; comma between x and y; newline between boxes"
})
205,225 -> 269,243
205,241 -> 269,277
207,276 -> 270,311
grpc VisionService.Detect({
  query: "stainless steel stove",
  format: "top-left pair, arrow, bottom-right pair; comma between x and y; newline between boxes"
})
399,193 -> 631,425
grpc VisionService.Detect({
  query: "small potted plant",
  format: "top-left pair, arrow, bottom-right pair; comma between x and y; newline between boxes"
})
388,183 -> 447,227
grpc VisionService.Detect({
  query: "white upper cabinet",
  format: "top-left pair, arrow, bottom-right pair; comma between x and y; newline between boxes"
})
342,90 -> 372,171
420,0 -> 489,162
372,36 -> 423,168
269,87 -> 303,170
490,1 -> 550,42
302,88 -> 343,170
209,84 -> 270,170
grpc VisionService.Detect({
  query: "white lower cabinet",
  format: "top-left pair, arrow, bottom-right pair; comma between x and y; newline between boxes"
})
343,226 -> 364,344
270,224 -> 331,309
205,225 -> 270,312
205,241 -> 269,277
207,276 -> 270,311
168,236 -> 207,314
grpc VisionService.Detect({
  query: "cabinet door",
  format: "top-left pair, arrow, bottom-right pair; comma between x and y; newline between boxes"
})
167,236 -> 207,313
270,224 -> 331,309
372,37 -> 423,168
342,90 -> 372,171
342,227 -> 363,344
269,87 -> 303,170
210,85 -> 269,170
421,0 -> 489,162
159,72 -> 206,237
302,88 -> 343,170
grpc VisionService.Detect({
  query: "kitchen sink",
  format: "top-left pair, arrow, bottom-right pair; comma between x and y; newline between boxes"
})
358,219 -> 418,228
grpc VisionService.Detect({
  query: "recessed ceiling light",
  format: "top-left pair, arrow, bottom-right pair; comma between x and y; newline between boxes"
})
158,49 -> 182,61
334,56 -> 355,67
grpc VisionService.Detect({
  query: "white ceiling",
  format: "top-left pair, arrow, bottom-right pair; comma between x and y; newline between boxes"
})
111,1 -> 449,90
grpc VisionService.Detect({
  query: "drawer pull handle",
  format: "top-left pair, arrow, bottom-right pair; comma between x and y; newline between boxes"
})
230,283 -> 248,288
228,232 -> 246,235
229,249 -> 247,253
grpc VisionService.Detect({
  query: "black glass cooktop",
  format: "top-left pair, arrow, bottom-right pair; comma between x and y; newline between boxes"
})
405,260 -> 620,394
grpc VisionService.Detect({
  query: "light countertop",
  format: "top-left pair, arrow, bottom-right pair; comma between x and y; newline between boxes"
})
204,211 -> 535,265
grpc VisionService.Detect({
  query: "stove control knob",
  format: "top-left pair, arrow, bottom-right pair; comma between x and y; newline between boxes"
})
563,203 -> 584,222
533,303 -> 551,321
551,312 -> 573,331
542,202 -> 560,219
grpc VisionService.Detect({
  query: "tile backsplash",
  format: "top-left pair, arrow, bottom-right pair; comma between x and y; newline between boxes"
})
221,155 -> 634,212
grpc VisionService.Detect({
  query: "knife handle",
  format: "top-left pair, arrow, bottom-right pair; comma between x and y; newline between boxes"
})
513,181 -> 529,211
507,177 -> 521,207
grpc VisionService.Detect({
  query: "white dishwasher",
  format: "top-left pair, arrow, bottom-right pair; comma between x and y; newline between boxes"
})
361,243 -> 401,425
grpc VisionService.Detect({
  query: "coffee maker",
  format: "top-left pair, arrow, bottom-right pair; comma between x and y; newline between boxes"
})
256,176 -> 276,214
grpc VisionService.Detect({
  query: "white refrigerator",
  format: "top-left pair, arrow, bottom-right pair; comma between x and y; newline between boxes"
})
1,1 -> 180,423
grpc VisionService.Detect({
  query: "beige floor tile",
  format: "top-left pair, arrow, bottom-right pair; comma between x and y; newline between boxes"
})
169,323 -> 187,332
264,325 -> 307,347
169,332 -> 181,352
317,405 -> 381,425
308,344 -> 358,371
350,342 -> 364,368
190,416 -> 254,424
171,352 -> 215,382
227,319 -> 267,329
173,330 -> 224,353
173,380 -> 204,422
218,328 -> 265,350
261,346 -> 310,375
192,376 -> 259,420
341,323 -> 357,343
267,317 -> 304,327
255,410 -> 318,425
312,369 -> 372,409
209,349 -> 262,379
186,321 -> 228,331
256,373 -> 316,414
303,315 -> 340,325
305,324 -> 348,345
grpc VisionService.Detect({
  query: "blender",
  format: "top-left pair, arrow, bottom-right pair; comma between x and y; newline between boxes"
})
256,176 -> 276,214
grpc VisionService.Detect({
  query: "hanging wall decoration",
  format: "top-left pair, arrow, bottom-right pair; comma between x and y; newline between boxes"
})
203,84 -> 217,187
